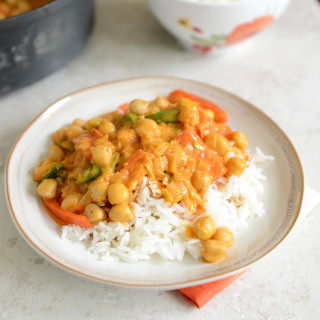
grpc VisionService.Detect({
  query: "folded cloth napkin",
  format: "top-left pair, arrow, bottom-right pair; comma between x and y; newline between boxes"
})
177,186 -> 320,309
178,271 -> 245,308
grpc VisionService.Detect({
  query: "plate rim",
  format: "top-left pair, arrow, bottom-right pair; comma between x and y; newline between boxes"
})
5,76 -> 304,289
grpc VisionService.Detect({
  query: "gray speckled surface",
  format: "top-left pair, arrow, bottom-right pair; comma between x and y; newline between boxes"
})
1,0 -> 320,319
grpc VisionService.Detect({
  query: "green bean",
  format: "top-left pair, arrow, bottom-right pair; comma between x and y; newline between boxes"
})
146,110 -> 179,123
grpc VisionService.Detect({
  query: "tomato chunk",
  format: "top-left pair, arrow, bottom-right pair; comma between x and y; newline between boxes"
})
117,103 -> 129,115
176,130 -> 227,181
73,129 -> 103,159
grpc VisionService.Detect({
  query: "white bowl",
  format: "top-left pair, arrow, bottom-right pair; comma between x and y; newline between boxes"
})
146,0 -> 291,53
6,76 -> 303,289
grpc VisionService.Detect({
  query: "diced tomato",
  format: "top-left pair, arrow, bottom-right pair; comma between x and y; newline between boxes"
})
72,129 -> 103,159
122,149 -> 149,172
176,130 -> 227,181
117,149 -> 151,190
117,103 -> 129,115
43,198 -> 93,228
168,89 -> 228,123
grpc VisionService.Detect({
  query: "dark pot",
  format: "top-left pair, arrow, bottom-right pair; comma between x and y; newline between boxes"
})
0,0 -> 94,94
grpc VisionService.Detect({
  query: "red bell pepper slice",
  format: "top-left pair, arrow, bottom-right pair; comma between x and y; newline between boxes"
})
168,89 -> 228,123
43,198 -> 93,228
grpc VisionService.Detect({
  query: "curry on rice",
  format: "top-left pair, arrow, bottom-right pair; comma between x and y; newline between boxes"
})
34,90 -> 252,263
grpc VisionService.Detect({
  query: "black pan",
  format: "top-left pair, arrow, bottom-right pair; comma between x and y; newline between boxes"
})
0,0 -> 94,94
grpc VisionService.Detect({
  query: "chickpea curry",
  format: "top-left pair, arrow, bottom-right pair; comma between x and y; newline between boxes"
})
0,0 -> 52,20
34,90 -> 250,263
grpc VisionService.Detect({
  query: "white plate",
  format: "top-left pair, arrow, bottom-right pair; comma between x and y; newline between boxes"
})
5,77 -> 304,289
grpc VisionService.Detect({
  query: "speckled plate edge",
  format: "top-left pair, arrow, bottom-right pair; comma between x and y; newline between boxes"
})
5,76 -> 304,289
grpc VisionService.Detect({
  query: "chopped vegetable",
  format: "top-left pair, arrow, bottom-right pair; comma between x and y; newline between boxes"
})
88,118 -> 104,128
122,149 -> 149,172
162,181 -> 187,203
176,130 -> 227,182
59,140 -> 75,152
194,143 -> 204,151
77,165 -> 102,184
109,152 -> 120,172
122,112 -> 139,126
117,103 -> 129,115
73,129 -> 103,159
42,198 -> 93,228
168,89 -> 228,123
146,110 -> 179,123
41,163 -> 62,181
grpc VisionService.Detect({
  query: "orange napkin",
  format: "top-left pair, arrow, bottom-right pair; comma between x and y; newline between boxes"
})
177,271 -> 245,308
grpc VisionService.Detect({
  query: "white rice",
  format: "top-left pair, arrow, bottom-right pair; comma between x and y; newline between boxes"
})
61,148 -> 273,263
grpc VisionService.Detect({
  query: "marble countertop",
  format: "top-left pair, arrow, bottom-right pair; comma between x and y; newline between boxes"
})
1,0 -> 320,319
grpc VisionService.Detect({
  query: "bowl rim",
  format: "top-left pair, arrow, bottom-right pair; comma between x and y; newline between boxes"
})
5,76 -> 304,289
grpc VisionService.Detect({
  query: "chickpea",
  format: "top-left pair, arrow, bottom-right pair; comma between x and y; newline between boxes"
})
33,166 -> 46,182
203,109 -> 215,120
90,180 -> 108,203
212,227 -> 234,249
193,215 -> 216,241
67,124 -> 85,140
84,203 -> 107,223
98,120 -> 116,135
109,203 -> 133,222
37,179 -> 58,199
180,98 -> 197,108
226,157 -> 247,176
61,193 -> 83,212
216,135 -> 231,156
52,127 -> 68,145
153,96 -> 169,108
33,160 -> 54,181
134,119 -> 159,136
230,131 -> 248,149
108,183 -> 129,205
92,145 -> 112,167
191,170 -> 212,192
205,133 -> 230,156
117,129 -> 138,146
129,99 -> 149,115
73,118 -> 87,128
179,106 -> 200,128
201,240 -> 228,263
49,145 -> 65,162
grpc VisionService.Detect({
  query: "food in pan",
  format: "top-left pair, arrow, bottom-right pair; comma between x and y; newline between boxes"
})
0,0 -> 52,19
